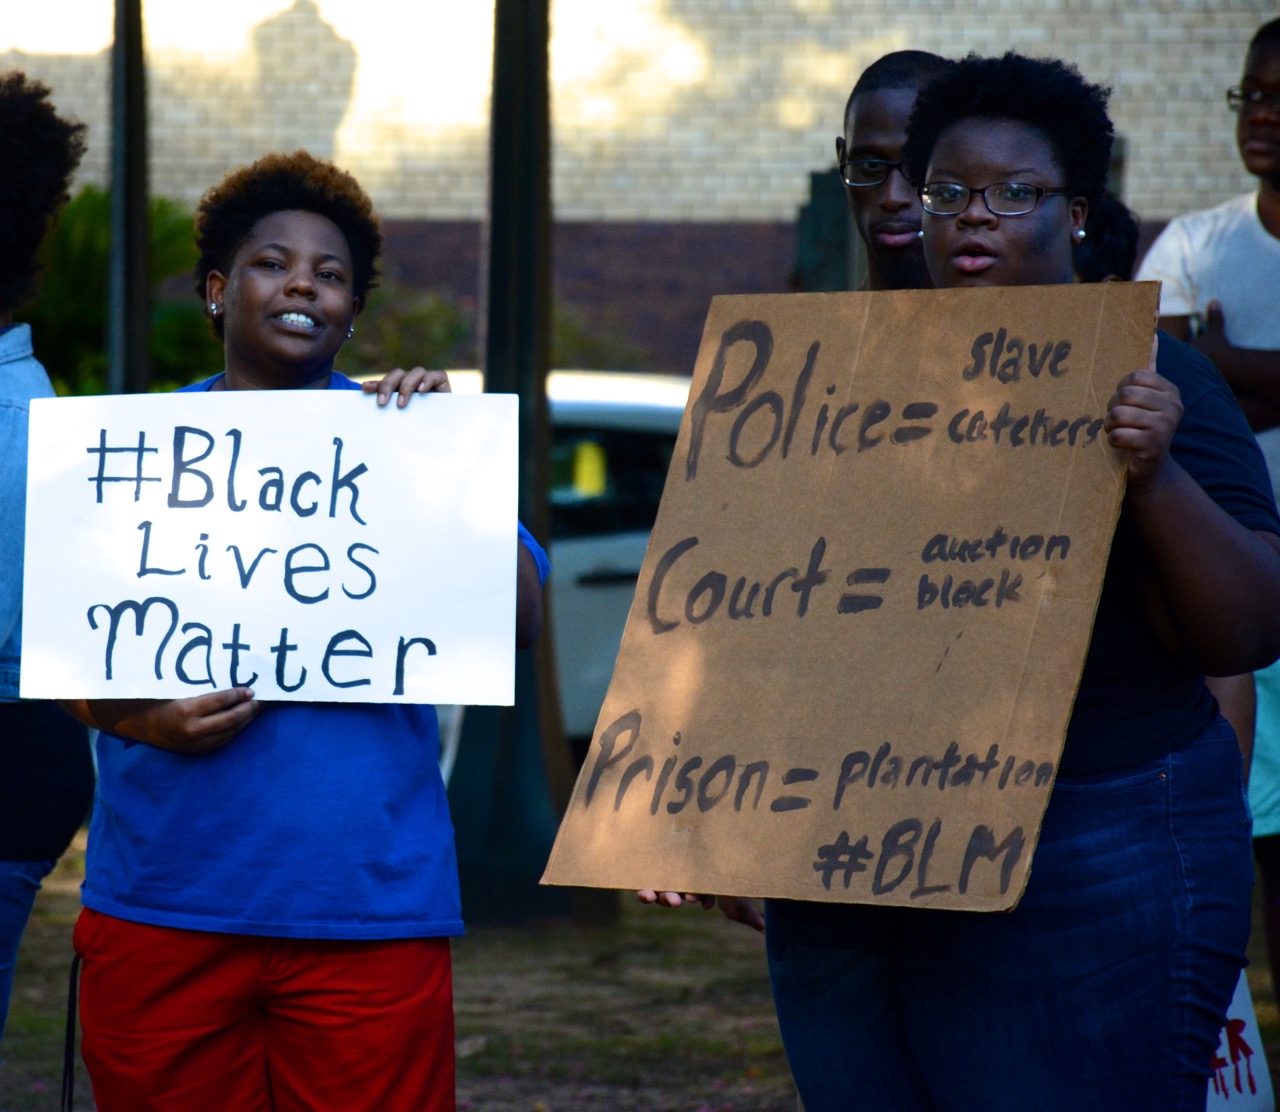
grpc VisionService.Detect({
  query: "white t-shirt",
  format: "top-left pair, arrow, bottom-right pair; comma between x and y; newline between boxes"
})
1139,192 -> 1280,836
1138,192 -> 1280,499
1137,192 -> 1280,349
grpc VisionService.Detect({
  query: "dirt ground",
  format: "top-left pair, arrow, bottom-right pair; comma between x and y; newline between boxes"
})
5,834 -> 1280,1111
0,835 -> 798,1112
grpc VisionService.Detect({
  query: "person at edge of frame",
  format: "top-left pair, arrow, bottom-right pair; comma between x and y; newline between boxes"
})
1136,16 -> 1280,1004
0,70 -> 96,1062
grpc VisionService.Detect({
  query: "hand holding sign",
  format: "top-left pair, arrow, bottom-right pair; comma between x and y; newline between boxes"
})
1103,335 -> 1181,490
361,366 -> 454,408
543,284 -> 1156,911
63,686 -> 261,754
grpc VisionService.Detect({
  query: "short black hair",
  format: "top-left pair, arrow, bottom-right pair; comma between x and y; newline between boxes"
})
844,51 -> 951,130
1249,18 -> 1280,52
194,150 -> 381,337
903,52 -> 1114,205
0,71 -> 87,315
1074,191 -> 1139,283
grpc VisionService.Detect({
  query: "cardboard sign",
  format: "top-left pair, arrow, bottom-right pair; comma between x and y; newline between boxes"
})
1208,972 -> 1274,1110
543,284 -> 1157,910
21,390 -> 519,705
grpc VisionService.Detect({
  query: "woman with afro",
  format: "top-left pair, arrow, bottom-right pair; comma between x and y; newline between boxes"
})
761,53 -> 1280,1112
62,150 -> 547,1112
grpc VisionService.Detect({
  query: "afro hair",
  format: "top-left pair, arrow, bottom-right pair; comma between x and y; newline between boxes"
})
903,52 -> 1114,206
0,71 -> 87,315
194,150 -> 381,337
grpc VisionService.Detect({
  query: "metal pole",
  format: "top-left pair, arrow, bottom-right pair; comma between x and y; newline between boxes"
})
107,0 -> 150,395
447,0 -> 585,924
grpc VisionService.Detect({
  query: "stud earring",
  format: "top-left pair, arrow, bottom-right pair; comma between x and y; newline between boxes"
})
347,325 -> 356,340
1073,229 -> 1087,243
916,229 -> 924,239
209,302 -> 219,315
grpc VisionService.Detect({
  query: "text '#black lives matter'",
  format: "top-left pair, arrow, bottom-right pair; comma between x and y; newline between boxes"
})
79,424 -> 439,696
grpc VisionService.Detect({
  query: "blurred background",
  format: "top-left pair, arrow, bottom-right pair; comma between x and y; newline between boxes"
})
3,0 -> 1271,394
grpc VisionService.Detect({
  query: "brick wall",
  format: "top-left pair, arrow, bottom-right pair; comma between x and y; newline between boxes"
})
3,0 -> 1273,223
378,219 -> 795,375
2,1 -> 1271,375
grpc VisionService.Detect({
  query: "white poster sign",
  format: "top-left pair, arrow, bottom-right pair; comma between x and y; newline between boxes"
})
1207,972 -> 1274,1110
21,390 -> 519,705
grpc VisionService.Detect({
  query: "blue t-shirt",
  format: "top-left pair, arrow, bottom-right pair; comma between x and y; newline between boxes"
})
1061,333 -> 1280,774
0,323 -> 58,700
82,371 -> 550,938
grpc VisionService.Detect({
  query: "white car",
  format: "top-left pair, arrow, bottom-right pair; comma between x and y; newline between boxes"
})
440,370 -> 690,777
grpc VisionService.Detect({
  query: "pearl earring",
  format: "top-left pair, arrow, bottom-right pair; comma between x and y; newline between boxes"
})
916,229 -> 924,239
1073,229 -> 1087,243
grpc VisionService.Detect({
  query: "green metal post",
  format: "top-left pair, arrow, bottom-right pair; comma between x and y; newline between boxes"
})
448,0 -> 580,924
107,0 -> 150,395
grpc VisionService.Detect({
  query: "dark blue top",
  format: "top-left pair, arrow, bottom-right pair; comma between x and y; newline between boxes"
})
1061,333 -> 1280,774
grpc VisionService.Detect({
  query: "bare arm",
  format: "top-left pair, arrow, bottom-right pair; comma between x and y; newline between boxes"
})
1206,673 -> 1256,783
59,687 -> 261,754
1105,340 -> 1280,675
1160,309 -> 1280,432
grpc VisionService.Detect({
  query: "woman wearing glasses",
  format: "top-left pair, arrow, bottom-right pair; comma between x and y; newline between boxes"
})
763,52 -> 1280,1112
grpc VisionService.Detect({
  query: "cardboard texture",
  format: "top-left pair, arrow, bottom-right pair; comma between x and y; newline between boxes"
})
543,283 -> 1158,911
22,390 -> 519,705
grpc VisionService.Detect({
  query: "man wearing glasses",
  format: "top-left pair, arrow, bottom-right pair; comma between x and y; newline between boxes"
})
641,45 -> 955,931
834,50 -> 952,293
1135,14 -> 1280,1008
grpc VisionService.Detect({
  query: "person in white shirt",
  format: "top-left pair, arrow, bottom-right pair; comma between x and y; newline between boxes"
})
1136,15 -> 1280,1003
1137,18 -> 1280,485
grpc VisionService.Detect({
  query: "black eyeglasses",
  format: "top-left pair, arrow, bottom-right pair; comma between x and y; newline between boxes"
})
839,159 -> 912,187
1227,86 -> 1280,114
919,182 -> 1071,217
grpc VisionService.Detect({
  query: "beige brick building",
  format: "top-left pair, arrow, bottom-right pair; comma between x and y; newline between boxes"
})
2,0 -> 1274,373
2,0 -> 1272,223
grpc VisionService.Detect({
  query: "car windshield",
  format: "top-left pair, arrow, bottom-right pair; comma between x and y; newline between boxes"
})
549,426 -> 676,539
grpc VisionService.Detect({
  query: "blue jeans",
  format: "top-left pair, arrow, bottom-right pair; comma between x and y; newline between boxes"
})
0,857 -> 57,1048
765,717 -> 1253,1112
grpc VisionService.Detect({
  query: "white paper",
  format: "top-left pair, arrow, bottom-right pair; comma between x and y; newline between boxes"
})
21,390 -> 519,705
1207,971 -> 1274,1110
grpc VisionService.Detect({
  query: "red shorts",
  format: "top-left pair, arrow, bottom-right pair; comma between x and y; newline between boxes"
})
73,908 -> 455,1112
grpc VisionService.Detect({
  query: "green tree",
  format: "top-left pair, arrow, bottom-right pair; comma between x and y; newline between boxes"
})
22,188 -> 655,392
19,186 -> 222,395
338,290 -> 650,378
553,304 -> 648,370
338,281 -> 476,377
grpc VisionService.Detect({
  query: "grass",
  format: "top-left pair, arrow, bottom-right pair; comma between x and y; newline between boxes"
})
449,902 -> 794,1110
0,834 -> 795,1112
4,835 -> 1279,1111
1,840 -> 89,1110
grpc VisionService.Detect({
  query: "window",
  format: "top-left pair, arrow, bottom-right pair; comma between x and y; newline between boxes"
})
549,427 -> 676,539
